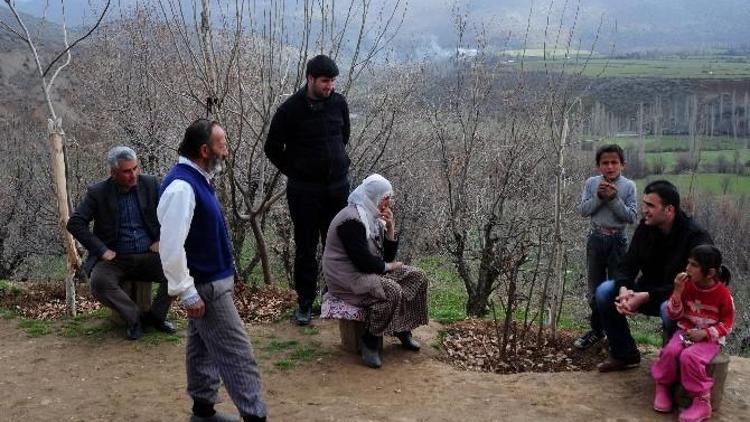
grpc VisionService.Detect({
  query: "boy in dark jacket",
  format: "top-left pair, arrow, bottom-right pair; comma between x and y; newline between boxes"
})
265,55 -> 351,325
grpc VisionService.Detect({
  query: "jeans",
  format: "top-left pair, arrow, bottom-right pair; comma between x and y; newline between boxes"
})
595,279 -> 677,360
585,231 -> 627,335
287,179 -> 349,309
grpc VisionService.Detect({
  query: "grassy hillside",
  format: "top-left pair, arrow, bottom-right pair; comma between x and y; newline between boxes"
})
635,173 -> 750,196
518,56 -> 750,79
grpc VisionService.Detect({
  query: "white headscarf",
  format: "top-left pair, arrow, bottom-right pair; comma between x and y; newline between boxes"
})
347,174 -> 393,239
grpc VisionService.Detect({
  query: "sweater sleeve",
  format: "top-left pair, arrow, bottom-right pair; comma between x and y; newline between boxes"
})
706,287 -> 735,342
337,219 -> 386,274
667,290 -> 685,321
383,238 -> 398,262
606,180 -> 638,224
579,177 -> 605,217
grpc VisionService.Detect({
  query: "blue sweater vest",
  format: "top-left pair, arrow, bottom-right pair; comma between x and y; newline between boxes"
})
161,163 -> 234,284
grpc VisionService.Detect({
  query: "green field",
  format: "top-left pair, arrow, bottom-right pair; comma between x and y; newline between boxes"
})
608,136 -> 749,153
635,173 -> 750,196
601,135 -> 748,175
646,150 -> 750,171
516,56 -> 750,79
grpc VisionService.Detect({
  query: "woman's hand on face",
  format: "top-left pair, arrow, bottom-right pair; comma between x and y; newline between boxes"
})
381,206 -> 396,239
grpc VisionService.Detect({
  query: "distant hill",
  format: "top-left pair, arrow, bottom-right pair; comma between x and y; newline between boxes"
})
395,0 -> 750,56
9,0 -> 750,56
0,8 -> 75,124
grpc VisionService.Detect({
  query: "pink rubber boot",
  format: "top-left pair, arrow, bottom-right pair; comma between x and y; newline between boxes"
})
679,393 -> 712,422
653,383 -> 673,412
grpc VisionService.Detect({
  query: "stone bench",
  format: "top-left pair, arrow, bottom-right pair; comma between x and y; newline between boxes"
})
674,352 -> 730,411
320,293 -> 382,353
110,280 -> 153,326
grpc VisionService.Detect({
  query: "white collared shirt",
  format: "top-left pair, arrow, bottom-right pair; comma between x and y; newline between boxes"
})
157,156 -> 213,304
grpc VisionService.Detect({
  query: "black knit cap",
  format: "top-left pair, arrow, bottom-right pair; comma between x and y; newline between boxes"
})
306,54 -> 339,78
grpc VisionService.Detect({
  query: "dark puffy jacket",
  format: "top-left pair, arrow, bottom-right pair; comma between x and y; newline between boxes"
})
613,211 -> 713,305
264,87 -> 350,185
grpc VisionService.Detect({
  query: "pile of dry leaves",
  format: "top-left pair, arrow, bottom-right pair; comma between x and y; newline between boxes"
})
440,319 -> 607,374
0,280 -> 297,323
233,282 -> 297,323
0,281 -> 102,320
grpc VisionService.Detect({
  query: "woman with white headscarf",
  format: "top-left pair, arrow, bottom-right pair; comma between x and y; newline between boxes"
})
323,174 -> 429,369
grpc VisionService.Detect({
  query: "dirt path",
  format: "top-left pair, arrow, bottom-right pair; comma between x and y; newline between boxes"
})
1,318 -> 748,422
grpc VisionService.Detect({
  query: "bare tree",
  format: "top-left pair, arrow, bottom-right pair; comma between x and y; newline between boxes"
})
1,0 -> 111,315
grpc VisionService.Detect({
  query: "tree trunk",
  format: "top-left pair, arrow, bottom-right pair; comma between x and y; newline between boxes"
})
48,119 -> 80,316
249,213 -> 274,285
638,102 -> 645,160
550,117 -> 569,336
732,90 -> 737,140
466,293 -> 489,318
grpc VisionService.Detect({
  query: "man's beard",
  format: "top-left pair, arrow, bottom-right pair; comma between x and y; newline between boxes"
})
207,154 -> 225,177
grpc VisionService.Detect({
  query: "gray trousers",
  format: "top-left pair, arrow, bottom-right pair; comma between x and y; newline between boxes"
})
89,252 -> 172,325
187,277 -> 266,418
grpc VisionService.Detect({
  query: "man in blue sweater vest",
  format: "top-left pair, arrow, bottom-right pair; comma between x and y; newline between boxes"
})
158,119 -> 266,422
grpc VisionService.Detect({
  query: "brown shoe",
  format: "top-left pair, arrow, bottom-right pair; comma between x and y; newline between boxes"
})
597,354 -> 641,372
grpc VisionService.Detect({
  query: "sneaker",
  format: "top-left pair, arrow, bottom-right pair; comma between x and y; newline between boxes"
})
653,383 -> 673,413
597,354 -> 641,372
679,394 -> 711,422
294,306 -> 312,326
574,330 -> 604,350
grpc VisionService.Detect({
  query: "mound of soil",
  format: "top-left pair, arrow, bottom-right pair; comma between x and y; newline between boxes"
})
441,319 -> 609,373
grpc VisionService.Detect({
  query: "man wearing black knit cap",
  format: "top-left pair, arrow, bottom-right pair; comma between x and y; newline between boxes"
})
265,54 -> 351,325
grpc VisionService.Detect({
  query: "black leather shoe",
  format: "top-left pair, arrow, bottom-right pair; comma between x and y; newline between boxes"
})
294,306 -> 312,326
242,415 -> 266,422
153,318 -> 176,334
597,354 -> 641,372
126,321 -> 143,340
360,341 -> 382,369
396,331 -> 421,351
143,312 -> 177,334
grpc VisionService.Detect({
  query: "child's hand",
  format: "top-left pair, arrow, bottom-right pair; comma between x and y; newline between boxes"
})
597,181 -> 617,200
673,272 -> 689,295
685,328 -> 708,342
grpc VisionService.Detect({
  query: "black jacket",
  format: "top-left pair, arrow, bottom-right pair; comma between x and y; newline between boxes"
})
67,175 -> 161,275
613,211 -> 713,305
264,87 -> 350,185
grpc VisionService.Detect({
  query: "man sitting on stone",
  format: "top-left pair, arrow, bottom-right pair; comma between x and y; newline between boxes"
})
67,146 -> 175,340
596,180 -> 712,372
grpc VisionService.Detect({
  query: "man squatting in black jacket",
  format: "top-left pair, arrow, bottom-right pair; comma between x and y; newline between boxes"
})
264,55 -> 351,325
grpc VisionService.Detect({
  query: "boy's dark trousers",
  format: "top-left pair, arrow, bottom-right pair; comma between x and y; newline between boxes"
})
585,230 -> 627,335
286,179 -> 349,310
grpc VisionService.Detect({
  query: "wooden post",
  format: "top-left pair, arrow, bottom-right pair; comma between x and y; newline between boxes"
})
110,281 -> 153,326
48,119 -> 81,317
674,352 -> 730,411
338,320 -> 382,353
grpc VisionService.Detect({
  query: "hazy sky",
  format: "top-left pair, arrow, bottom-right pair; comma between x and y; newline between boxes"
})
7,0 -> 750,53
